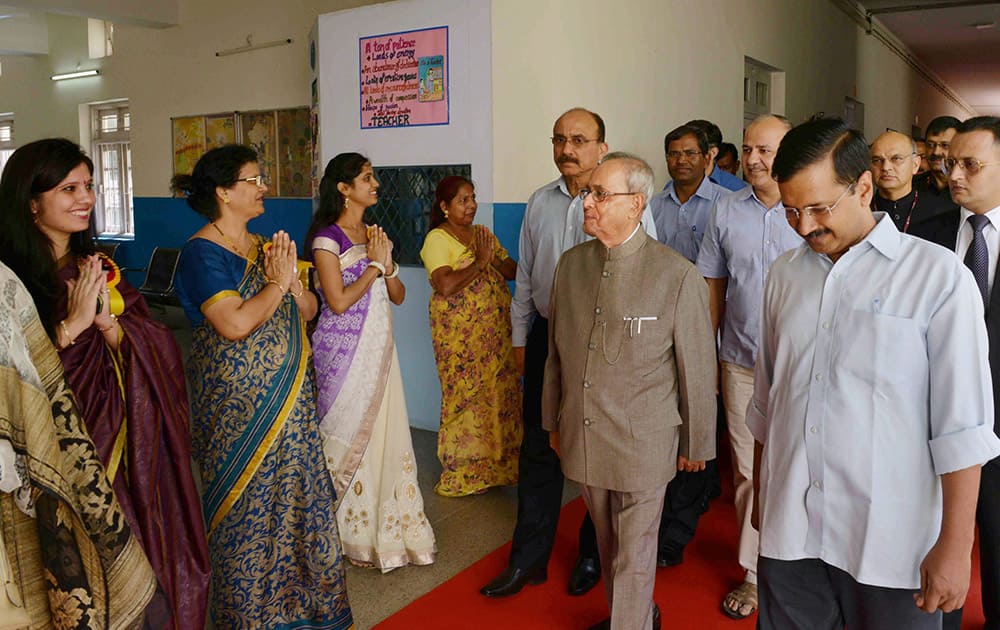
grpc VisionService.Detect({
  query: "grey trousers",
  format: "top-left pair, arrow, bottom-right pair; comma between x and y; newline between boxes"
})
757,557 -> 942,630
581,482 -> 667,630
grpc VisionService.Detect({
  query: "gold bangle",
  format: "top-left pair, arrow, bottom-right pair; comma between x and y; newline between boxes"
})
266,278 -> 285,294
60,320 -> 75,346
288,280 -> 304,298
97,314 -> 118,333
368,261 -> 386,277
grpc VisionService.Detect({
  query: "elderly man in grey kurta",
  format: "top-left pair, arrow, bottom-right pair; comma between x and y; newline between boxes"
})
543,152 -> 717,630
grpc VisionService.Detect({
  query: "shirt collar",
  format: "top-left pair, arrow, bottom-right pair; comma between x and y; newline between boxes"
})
551,176 -> 572,198
789,211 -> 900,263
872,187 -> 915,212
666,176 -> 715,203
741,185 -> 784,211
864,211 -> 902,260
605,224 -> 646,260
960,204 -> 1000,229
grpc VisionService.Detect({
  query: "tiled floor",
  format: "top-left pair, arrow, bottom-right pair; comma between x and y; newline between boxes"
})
158,304 -> 576,629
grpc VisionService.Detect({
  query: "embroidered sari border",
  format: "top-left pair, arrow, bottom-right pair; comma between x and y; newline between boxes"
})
204,318 -> 306,535
200,289 -> 241,313
333,316 -> 394,500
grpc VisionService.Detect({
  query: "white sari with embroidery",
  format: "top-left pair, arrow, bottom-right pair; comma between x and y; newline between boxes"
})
310,223 -> 436,572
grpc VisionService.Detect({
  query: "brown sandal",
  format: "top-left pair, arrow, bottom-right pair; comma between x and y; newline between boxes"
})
722,581 -> 758,619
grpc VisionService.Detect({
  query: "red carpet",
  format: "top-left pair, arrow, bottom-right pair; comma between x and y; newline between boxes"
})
378,472 -> 986,629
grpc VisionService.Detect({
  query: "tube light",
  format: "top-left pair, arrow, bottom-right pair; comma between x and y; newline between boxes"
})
51,69 -> 100,81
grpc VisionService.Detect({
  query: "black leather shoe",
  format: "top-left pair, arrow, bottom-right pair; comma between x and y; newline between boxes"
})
568,555 -> 601,596
479,565 -> 547,597
586,603 -> 659,630
656,542 -> 684,567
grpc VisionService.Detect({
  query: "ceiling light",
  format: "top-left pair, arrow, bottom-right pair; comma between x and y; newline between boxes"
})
50,69 -> 100,81
973,22 -> 996,30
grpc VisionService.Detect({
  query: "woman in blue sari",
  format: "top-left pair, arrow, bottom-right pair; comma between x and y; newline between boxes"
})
172,145 -> 353,629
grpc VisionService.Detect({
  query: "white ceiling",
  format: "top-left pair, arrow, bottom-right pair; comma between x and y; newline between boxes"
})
865,0 -> 1000,116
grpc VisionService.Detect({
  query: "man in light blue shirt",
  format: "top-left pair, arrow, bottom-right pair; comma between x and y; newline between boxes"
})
649,124 -> 726,263
750,117 -> 1000,629
687,118 -> 749,193
649,123 -> 725,571
695,114 -> 799,620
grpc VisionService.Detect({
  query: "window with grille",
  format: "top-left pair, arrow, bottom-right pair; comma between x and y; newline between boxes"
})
91,103 -> 133,236
365,164 -> 472,265
0,116 -> 14,176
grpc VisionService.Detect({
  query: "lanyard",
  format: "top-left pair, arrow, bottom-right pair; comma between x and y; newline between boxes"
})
872,190 -> 919,233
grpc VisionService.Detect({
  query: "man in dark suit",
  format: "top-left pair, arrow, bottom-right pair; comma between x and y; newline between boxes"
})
912,115 -> 1000,630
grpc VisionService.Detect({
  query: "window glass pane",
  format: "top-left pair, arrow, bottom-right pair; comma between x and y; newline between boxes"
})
0,149 -> 13,174
0,123 -> 12,144
122,110 -> 130,132
99,144 -> 122,233
100,112 -> 118,133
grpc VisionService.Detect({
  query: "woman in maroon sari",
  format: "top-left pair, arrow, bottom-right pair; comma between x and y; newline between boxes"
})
0,138 -> 210,630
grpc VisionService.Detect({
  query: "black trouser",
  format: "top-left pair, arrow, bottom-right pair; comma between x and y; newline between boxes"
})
508,316 -> 598,570
656,396 -> 724,550
758,557 -> 942,630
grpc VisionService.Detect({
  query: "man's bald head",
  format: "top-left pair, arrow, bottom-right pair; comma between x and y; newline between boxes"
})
870,131 -> 919,200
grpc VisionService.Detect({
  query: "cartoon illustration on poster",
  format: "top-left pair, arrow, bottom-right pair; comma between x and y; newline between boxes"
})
418,56 -> 444,102
359,26 -> 448,129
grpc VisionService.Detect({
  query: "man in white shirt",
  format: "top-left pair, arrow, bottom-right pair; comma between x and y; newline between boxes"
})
750,117 -> 1000,629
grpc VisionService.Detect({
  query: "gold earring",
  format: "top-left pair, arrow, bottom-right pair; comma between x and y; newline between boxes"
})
443,209 -> 449,219
344,197 -> 349,209
223,195 -> 230,204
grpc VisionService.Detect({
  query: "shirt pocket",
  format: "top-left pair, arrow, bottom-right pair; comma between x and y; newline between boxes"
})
838,310 -> 923,390
628,357 -> 680,437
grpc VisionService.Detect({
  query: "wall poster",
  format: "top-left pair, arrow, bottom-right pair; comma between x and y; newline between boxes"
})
359,25 -> 448,129
171,108 -> 311,197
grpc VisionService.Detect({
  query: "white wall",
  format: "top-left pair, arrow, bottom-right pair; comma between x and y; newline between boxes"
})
317,0 -> 493,429
490,0 -> 976,201
0,0 -> 389,195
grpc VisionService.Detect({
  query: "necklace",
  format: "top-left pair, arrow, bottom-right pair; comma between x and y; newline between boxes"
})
211,222 -> 249,256
442,224 -> 475,251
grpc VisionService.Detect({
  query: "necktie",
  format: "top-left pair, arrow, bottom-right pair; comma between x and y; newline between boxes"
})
965,213 -> 991,308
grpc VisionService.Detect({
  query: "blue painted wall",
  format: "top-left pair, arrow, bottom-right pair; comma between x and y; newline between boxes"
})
108,197 -> 314,287
114,197 -> 528,430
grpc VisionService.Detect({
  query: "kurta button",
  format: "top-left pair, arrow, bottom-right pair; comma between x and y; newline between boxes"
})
822,322 -> 830,329
584,418 -> 592,426
601,271 -> 610,278
814,373 -> 823,381
583,380 -> 591,388
810,426 -> 818,434
588,343 -> 596,350
595,307 -> 602,314
813,480 -> 822,489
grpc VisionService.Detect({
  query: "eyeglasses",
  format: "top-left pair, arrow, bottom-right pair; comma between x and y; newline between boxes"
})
925,141 -> 951,151
943,157 -> 1000,176
579,188 -> 639,203
666,150 -> 704,161
870,153 -> 915,167
784,182 -> 857,222
236,175 -> 267,187
551,135 -> 600,147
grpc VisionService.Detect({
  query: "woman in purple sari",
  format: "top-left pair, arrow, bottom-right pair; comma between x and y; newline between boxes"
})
307,152 -> 436,571
0,138 -> 208,629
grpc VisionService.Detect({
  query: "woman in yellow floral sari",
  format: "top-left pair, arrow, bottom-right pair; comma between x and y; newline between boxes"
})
419,176 -> 521,497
